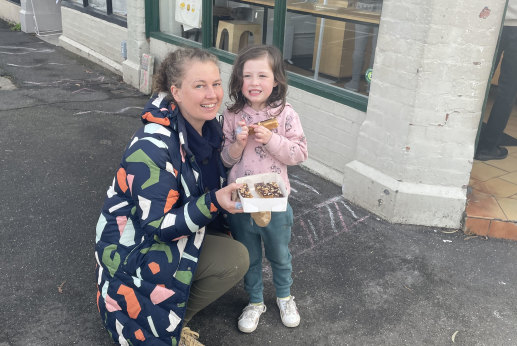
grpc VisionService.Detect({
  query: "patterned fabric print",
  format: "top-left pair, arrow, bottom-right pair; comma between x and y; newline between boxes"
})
95,93 -> 226,345
221,103 -> 308,195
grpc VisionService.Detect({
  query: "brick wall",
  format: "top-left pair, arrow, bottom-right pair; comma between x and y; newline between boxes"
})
60,6 -> 127,74
0,0 -> 20,23
343,0 -> 506,227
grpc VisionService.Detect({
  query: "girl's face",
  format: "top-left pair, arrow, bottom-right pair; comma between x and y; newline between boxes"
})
241,55 -> 278,111
172,60 -> 223,133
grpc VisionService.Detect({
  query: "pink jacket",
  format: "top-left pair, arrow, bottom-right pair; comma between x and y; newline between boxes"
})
221,103 -> 308,194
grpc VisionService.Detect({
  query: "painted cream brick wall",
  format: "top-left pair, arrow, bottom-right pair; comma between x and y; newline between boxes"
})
122,0 -> 149,87
0,0 -> 20,23
343,0 -> 506,227
59,7 -> 127,74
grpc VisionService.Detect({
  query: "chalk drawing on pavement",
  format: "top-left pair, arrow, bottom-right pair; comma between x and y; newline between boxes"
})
73,106 -> 143,116
291,195 -> 369,258
0,46 -> 54,55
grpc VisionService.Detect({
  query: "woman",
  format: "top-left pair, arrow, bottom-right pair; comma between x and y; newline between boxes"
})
95,47 -> 249,345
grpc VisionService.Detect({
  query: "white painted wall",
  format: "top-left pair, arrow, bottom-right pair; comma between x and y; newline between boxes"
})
0,0 -> 20,23
20,0 -> 61,33
59,6 -> 127,74
342,0 -> 506,227
122,1 -> 149,89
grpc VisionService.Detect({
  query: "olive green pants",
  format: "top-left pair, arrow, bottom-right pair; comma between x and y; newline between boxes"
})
184,232 -> 249,323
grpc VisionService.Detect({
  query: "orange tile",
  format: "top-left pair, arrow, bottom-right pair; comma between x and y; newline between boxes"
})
500,171 -> 517,184
497,197 -> 517,221
470,161 -> 507,181
464,217 -> 490,236
488,220 -> 517,241
465,188 -> 507,220
472,178 -> 517,198
485,155 -> 517,172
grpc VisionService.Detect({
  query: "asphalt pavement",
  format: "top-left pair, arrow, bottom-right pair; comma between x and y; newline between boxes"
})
1,19 -> 516,346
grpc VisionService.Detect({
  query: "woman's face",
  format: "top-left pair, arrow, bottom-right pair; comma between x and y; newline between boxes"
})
172,60 -> 223,132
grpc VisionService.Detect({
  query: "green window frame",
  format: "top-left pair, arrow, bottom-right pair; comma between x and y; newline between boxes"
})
144,0 -> 369,112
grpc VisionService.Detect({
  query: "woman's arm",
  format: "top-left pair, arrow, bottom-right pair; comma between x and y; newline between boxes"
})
121,135 -> 239,243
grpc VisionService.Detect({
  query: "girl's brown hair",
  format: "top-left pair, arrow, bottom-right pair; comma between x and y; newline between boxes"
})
153,47 -> 219,102
227,45 -> 287,115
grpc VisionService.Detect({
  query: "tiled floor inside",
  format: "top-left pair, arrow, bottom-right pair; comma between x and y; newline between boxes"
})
466,91 -> 517,241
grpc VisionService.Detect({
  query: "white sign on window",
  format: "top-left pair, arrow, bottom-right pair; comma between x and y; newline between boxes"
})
175,0 -> 202,30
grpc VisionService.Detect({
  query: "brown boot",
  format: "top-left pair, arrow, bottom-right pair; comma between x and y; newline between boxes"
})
251,211 -> 271,227
179,327 -> 204,346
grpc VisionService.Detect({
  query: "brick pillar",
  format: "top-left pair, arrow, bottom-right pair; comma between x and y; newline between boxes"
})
20,0 -> 61,34
342,0 -> 506,227
122,1 -> 150,90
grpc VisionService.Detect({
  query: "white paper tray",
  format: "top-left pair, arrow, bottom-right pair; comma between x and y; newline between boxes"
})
236,173 -> 288,212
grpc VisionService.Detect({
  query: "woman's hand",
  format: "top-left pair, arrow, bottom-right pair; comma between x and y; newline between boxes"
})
250,124 -> 272,144
215,183 -> 245,214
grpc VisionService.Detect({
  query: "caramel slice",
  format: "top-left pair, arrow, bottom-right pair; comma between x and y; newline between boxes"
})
254,182 -> 283,198
238,183 -> 253,198
248,118 -> 279,135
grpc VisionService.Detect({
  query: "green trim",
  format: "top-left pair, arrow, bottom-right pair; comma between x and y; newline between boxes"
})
288,73 -> 368,112
475,0 -> 509,150
273,0 -> 286,51
150,32 -> 203,49
145,0 -> 159,38
202,0 -> 212,48
207,48 -> 235,64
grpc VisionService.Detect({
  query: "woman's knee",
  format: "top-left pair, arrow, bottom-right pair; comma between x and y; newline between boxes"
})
231,240 -> 250,278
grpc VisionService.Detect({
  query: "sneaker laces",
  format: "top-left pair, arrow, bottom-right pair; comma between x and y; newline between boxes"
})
241,303 -> 266,320
179,327 -> 204,346
279,296 -> 297,315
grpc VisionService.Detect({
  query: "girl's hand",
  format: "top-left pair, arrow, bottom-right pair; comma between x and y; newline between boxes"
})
215,183 -> 244,214
235,120 -> 249,147
251,125 -> 272,144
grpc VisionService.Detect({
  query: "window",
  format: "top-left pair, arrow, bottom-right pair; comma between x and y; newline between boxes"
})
147,0 -> 383,110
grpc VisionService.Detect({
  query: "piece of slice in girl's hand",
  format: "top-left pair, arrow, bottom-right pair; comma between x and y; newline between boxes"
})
248,118 -> 279,135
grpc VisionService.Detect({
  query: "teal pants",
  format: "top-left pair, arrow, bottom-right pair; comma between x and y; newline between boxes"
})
228,204 -> 294,303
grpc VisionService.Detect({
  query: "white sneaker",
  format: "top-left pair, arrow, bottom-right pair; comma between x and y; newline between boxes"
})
276,296 -> 300,328
238,303 -> 267,333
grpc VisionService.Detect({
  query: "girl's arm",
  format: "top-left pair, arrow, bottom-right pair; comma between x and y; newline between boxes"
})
263,107 -> 308,165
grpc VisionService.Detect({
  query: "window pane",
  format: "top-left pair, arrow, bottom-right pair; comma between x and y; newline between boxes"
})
113,0 -> 127,17
284,0 -> 382,95
89,0 -> 107,12
213,0 -> 267,53
159,0 -> 202,42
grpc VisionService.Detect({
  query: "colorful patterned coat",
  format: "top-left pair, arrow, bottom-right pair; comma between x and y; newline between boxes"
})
95,92 -> 227,345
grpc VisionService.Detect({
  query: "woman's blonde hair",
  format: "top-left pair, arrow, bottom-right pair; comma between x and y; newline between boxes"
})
153,47 -> 220,102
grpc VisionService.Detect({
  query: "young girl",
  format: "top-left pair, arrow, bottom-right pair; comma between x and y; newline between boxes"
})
221,45 -> 308,333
